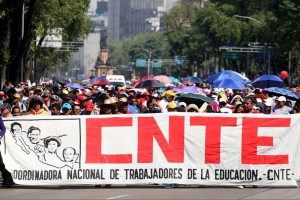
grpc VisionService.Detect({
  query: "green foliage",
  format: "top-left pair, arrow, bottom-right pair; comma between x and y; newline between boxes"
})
162,0 -> 300,80
32,0 -> 92,79
0,0 -> 93,83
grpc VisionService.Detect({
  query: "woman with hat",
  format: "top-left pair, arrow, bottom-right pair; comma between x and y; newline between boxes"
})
40,136 -> 66,168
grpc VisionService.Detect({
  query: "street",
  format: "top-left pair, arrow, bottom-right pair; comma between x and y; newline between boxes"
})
0,184 -> 299,200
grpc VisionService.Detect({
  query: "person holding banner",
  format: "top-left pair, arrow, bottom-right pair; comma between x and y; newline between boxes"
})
0,115 -> 14,188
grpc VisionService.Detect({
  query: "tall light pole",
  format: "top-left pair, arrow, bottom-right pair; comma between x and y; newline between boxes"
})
233,15 -> 268,74
130,48 -> 152,76
147,51 -> 152,76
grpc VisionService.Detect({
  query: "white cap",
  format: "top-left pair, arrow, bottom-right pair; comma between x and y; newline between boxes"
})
178,102 -> 187,107
264,98 -> 273,107
277,96 -> 286,102
220,107 -> 232,114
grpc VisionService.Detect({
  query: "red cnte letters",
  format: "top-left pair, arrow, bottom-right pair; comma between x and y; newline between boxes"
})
86,117 -> 133,163
242,117 -> 290,164
138,116 -> 184,163
190,116 -> 237,164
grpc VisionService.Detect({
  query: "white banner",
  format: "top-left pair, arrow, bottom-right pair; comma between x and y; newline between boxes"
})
1,113 -> 300,186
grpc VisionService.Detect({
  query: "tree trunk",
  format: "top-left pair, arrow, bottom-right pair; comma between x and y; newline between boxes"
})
7,0 -> 37,84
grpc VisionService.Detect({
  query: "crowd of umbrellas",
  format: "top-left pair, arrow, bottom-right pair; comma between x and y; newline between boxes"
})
62,70 -> 299,108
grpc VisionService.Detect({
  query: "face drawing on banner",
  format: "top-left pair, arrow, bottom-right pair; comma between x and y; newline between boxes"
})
37,136 -> 78,169
6,120 -> 80,170
10,122 -> 30,155
27,126 -> 42,144
63,147 -> 76,162
11,122 -> 22,138
44,136 -> 61,153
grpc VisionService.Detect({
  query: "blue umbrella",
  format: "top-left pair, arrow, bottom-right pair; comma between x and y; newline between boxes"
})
185,76 -> 203,84
65,82 -> 85,90
265,87 -> 299,100
213,79 -> 246,90
206,70 -> 250,84
252,75 -> 286,88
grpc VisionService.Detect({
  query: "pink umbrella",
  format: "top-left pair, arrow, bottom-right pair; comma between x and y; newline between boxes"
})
154,75 -> 172,84
182,81 -> 193,86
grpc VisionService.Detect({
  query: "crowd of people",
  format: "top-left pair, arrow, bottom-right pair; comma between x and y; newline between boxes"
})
0,79 -> 299,188
0,80 -> 298,118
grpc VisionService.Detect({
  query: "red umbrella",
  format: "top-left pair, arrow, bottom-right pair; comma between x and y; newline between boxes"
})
133,76 -> 155,87
91,79 -> 110,86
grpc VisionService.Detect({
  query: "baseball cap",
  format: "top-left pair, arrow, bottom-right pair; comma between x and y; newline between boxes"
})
78,95 -> 87,101
220,107 -> 233,114
277,96 -> 286,102
166,102 -> 178,109
85,101 -> 94,112
13,93 -> 21,99
164,90 -> 176,97
62,89 -> 69,94
178,102 -> 187,108
62,103 -> 72,110
142,92 -> 150,96
264,98 -> 273,107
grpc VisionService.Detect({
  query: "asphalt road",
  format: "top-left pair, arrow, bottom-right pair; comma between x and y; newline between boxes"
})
0,184 -> 300,200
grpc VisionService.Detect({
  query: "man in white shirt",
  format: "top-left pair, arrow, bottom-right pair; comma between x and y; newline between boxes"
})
271,96 -> 292,115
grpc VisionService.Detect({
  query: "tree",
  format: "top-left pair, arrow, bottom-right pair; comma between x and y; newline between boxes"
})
0,0 -> 92,84
108,31 -> 171,77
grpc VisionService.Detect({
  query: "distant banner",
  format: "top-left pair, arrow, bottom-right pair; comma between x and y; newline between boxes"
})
152,60 -> 162,68
2,113 -> 300,186
135,59 -> 147,67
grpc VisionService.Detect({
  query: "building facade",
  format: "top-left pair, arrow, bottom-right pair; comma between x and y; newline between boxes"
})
108,0 -> 166,42
70,0 -> 109,78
